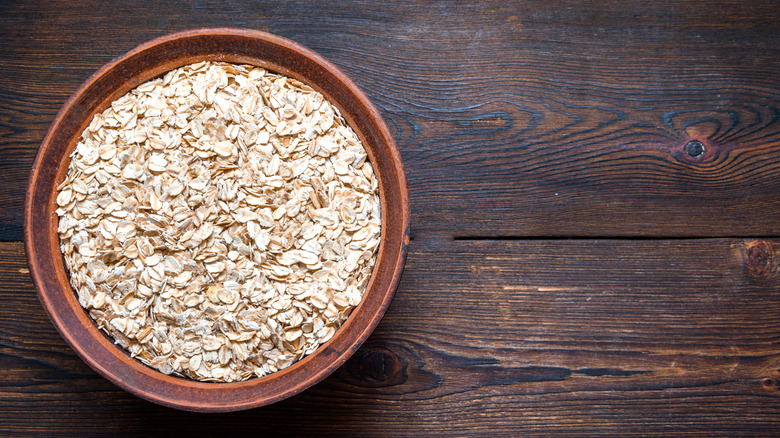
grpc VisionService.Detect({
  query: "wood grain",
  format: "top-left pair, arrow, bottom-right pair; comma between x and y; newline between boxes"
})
2,1 -> 780,240
4,0 -> 780,434
4,239 -> 780,434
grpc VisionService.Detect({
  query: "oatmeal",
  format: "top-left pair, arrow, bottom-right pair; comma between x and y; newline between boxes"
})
55,62 -> 381,382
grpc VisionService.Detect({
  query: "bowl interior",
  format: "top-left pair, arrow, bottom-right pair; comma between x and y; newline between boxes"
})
24,28 -> 409,412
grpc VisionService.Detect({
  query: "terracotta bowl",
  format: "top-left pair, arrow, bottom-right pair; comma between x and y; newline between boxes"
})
24,28 -> 410,412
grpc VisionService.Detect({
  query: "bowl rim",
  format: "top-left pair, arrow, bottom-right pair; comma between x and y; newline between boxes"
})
24,27 -> 410,412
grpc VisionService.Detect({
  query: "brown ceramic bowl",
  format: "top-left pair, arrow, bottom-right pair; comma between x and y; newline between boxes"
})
24,28 -> 409,412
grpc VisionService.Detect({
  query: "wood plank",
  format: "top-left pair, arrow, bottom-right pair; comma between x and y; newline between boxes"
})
2,1 -> 780,240
4,239 -> 780,434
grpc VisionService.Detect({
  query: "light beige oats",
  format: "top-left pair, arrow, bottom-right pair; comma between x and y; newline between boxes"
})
55,61 -> 381,382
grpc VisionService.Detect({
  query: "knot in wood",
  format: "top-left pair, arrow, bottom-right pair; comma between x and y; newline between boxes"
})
345,346 -> 408,387
684,140 -> 705,158
744,240 -> 775,279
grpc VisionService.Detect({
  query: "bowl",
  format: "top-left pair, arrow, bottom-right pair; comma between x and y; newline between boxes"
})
24,28 -> 410,412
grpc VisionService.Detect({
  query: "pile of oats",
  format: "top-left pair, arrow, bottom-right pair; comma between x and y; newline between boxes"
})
55,62 -> 381,382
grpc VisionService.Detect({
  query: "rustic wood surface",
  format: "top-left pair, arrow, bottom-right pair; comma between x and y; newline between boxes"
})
2,0 -> 780,435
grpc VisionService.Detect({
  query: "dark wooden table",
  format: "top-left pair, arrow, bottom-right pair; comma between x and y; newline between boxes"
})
3,1 -> 780,435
